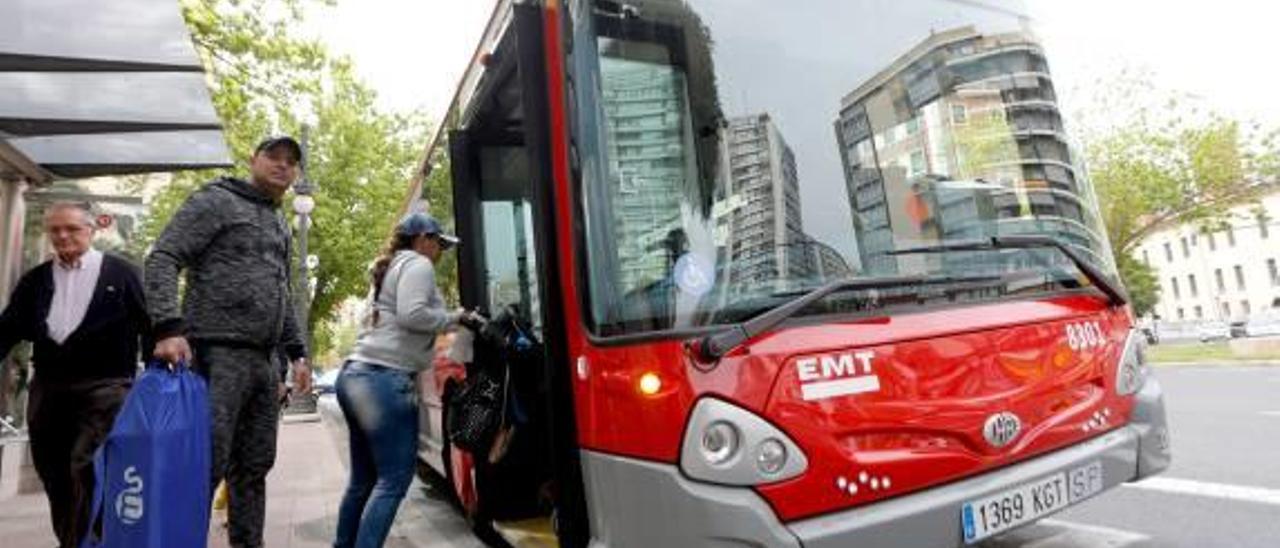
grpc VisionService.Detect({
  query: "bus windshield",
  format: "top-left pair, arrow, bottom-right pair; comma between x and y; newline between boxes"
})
568,0 -> 1116,336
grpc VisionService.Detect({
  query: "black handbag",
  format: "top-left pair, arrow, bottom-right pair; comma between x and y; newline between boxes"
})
447,361 -> 509,454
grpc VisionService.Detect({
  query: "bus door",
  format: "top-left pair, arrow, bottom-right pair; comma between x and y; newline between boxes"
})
439,5 -> 590,543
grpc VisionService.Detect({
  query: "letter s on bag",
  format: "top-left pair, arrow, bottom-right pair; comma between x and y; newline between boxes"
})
115,466 -> 145,525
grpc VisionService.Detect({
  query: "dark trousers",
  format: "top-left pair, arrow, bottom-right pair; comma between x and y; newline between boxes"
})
27,377 -> 130,548
194,344 -> 280,548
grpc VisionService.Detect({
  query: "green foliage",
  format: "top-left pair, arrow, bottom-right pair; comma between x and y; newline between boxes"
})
953,110 -> 1020,181
304,61 -> 426,347
419,161 -> 459,302
1076,69 -> 1279,257
138,0 -> 432,358
1115,252 -> 1160,318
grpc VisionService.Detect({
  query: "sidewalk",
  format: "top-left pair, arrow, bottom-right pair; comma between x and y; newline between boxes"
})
0,415 -> 483,547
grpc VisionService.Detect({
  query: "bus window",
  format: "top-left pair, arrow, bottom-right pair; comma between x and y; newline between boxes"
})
479,146 -> 542,337
572,0 -> 1116,338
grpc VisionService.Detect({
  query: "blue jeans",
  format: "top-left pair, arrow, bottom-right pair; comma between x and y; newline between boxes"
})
333,360 -> 420,548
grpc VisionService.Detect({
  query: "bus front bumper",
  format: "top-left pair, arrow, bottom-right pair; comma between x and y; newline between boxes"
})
582,378 -> 1170,548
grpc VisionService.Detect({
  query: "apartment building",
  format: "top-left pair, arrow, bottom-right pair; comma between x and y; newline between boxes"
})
1135,190 -> 1280,325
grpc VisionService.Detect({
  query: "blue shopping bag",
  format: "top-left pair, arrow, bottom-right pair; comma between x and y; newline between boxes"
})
81,363 -> 212,548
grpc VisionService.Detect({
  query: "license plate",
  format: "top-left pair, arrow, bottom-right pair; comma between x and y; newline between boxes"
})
961,461 -> 1104,543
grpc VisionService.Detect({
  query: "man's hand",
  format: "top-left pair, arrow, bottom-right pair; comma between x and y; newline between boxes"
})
291,358 -> 312,394
153,336 -> 192,367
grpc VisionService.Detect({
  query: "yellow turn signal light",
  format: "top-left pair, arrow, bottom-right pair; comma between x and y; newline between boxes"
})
639,372 -> 662,395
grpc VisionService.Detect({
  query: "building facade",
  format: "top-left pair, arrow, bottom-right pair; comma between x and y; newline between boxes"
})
714,114 -> 813,295
599,54 -> 693,291
834,26 -> 1106,275
1135,190 -> 1280,326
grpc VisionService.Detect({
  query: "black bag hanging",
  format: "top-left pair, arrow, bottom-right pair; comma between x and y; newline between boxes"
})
447,360 -> 509,454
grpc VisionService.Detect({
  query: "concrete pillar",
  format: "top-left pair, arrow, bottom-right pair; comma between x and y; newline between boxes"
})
0,177 -> 32,499
0,438 -> 44,498
0,177 -> 28,302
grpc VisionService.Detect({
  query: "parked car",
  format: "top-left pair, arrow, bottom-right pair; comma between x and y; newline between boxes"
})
1229,321 -> 1248,338
1140,325 -> 1160,345
1245,314 -> 1280,337
313,368 -> 340,396
1197,322 -> 1231,342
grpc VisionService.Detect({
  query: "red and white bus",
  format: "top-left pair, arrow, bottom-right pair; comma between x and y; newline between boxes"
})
408,1 -> 1171,546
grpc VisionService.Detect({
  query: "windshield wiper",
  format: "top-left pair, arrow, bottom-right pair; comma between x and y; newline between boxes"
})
884,235 -> 1128,307
694,272 -> 1000,362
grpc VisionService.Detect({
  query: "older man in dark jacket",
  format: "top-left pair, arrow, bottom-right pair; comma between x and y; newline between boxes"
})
145,136 -> 311,548
0,202 -> 150,547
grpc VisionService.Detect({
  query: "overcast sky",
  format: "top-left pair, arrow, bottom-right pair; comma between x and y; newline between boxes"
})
311,0 -> 1280,263
1032,0 -> 1280,126
314,0 -> 1280,126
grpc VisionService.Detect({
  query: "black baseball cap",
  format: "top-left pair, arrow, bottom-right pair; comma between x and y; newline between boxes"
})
254,136 -> 303,163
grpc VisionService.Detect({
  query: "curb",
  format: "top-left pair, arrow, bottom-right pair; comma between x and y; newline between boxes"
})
1152,361 -> 1280,368
282,413 -> 321,424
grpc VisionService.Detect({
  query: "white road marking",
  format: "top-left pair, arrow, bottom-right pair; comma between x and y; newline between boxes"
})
983,519 -> 1150,547
1125,477 -> 1280,506
1031,519 -> 1150,546
1260,411 -> 1280,417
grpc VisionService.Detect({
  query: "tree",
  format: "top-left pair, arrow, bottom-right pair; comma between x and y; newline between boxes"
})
1074,69 -> 1280,316
136,0 -> 433,360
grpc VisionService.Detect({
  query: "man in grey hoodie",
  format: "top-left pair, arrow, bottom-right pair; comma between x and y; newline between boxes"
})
146,136 -> 311,547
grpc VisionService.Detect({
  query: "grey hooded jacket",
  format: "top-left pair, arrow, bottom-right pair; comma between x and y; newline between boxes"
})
348,250 -> 460,372
144,177 -> 307,360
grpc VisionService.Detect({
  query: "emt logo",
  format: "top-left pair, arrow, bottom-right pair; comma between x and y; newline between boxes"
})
796,351 -> 881,401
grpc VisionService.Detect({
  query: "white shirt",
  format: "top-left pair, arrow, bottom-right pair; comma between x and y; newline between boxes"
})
46,248 -> 103,345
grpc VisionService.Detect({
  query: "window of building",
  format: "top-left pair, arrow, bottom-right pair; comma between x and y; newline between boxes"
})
1171,277 -> 1181,299
1190,233 -> 1198,247
1261,216 -> 1271,239
1194,305 -> 1203,319
1235,265 -> 1247,290
1222,302 -> 1231,317
1216,268 -> 1226,292
1242,300 -> 1252,316
1188,274 -> 1198,297
952,105 -> 967,124
1227,226 -> 1236,246
906,117 -> 921,136
1177,308 -> 1185,320
1207,232 -> 1216,251
1180,237 -> 1190,258
1269,258 -> 1279,286
910,150 -> 926,177
1164,242 -> 1173,262
1142,249 -> 1150,265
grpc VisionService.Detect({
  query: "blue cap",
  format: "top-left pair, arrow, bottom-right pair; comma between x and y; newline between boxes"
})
396,212 -> 459,247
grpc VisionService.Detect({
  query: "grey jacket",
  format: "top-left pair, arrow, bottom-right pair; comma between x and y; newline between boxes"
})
348,250 -> 458,372
145,177 -> 307,360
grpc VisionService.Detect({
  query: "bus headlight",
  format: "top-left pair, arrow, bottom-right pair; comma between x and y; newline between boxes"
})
756,439 -> 788,476
681,398 -> 807,486
701,421 -> 740,465
1116,329 -> 1149,396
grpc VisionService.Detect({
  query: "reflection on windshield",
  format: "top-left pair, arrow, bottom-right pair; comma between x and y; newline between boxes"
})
571,0 -> 1114,336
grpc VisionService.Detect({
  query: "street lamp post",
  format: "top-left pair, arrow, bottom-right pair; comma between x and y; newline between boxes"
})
292,126 -> 315,349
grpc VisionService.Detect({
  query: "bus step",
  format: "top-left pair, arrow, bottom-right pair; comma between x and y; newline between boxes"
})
493,517 -> 558,548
